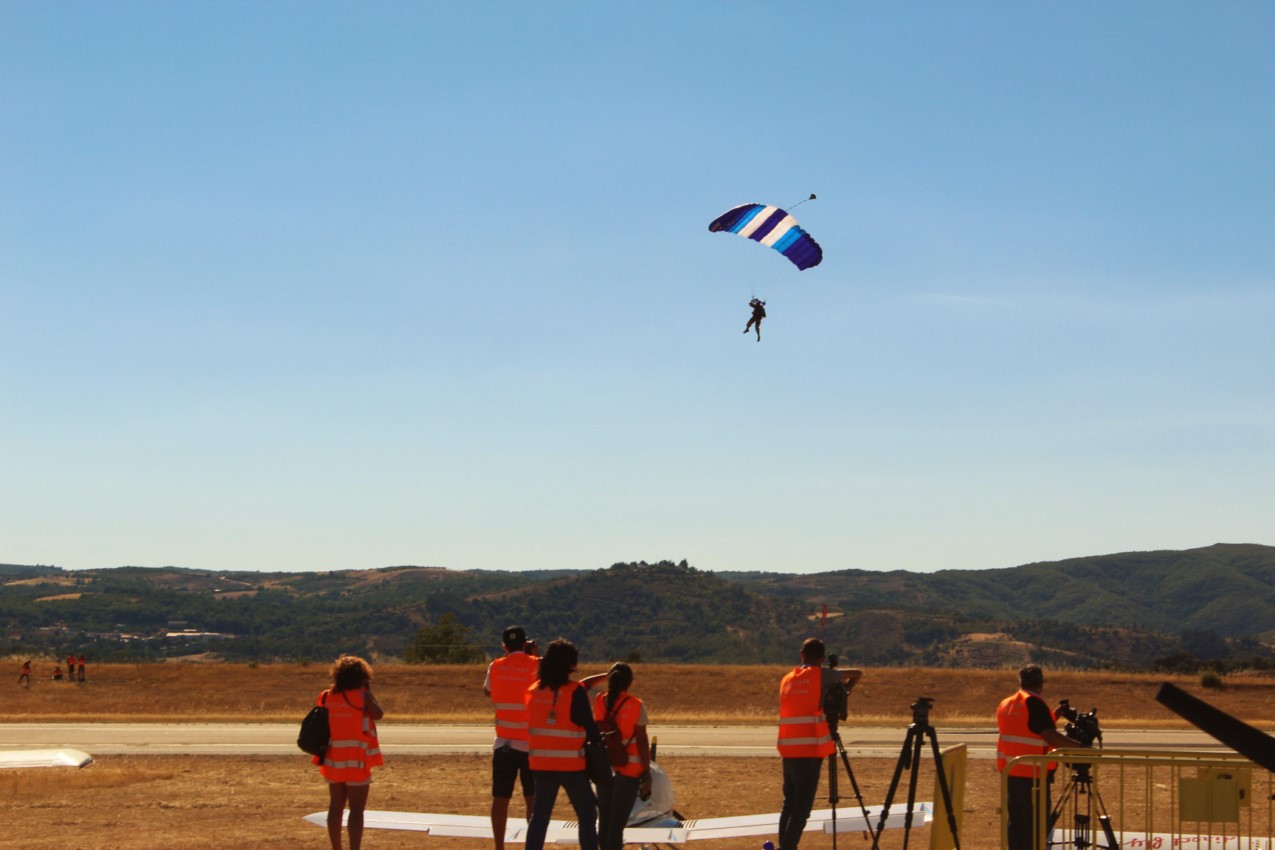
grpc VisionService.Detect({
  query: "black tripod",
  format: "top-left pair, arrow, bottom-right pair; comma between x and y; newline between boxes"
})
1046,760 -> 1118,849
869,696 -> 961,850
825,725 -> 875,850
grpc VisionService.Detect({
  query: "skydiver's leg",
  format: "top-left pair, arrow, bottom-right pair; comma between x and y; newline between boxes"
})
755,320 -> 762,341
327,782 -> 349,850
346,782 -> 371,850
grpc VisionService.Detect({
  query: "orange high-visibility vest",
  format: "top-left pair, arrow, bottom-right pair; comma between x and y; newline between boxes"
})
996,690 -> 1057,777
318,688 -> 382,783
490,652 -> 539,741
777,666 -> 834,759
526,681 -> 585,772
594,691 -> 646,778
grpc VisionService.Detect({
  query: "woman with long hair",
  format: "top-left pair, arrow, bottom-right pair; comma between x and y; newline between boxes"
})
523,638 -> 601,850
316,655 -> 384,850
582,662 -> 651,850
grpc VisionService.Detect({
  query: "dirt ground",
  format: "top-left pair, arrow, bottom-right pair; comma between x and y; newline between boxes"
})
6,661 -> 1274,727
0,753 -> 1000,850
4,661 -> 1273,849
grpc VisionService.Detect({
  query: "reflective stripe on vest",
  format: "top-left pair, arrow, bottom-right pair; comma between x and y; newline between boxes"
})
996,689 -> 1056,777
777,666 -> 834,758
490,652 -> 539,740
594,691 -> 646,778
526,681 -> 585,772
319,689 -> 381,782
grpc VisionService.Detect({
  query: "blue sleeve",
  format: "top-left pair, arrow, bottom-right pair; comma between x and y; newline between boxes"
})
572,684 -> 601,742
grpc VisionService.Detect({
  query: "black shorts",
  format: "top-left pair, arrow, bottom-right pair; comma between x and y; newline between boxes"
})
491,745 -> 534,799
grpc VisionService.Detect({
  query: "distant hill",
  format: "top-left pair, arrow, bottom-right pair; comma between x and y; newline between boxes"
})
2,544 -> 1273,668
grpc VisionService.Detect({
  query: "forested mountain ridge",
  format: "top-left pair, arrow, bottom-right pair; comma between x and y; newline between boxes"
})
3,544 -> 1272,668
721,543 -> 1275,637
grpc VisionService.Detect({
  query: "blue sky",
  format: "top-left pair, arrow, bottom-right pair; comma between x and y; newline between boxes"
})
2,2 -> 1272,575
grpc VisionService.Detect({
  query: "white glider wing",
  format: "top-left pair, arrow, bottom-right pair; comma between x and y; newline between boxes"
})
301,812 -> 673,843
304,804 -> 932,844
678,804 -> 933,840
0,748 -> 94,769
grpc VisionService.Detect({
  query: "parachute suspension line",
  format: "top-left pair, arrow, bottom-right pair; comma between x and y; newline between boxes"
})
788,193 -> 817,210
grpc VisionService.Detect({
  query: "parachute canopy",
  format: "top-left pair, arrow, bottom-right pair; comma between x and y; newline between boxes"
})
708,203 -> 823,271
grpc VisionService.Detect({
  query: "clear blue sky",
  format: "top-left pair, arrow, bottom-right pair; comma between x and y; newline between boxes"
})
2,2 -> 1272,575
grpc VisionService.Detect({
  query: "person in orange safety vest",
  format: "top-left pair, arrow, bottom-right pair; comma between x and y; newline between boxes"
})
997,664 -> 1082,850
316,655 -> 384,850
523,638 -> 600,850
775,638 -> 861,850
582,662 -> 651,850
484,626 -> 540,850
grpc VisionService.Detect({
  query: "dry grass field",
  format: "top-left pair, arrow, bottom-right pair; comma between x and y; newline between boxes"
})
4,661 -> 1275,849
7,660 -> 1275,726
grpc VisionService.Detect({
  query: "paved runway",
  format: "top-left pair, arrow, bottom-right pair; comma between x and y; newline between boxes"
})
1,723 -> 1227,758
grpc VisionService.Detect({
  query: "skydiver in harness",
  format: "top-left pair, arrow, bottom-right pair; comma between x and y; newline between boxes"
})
743,298 -> 766,341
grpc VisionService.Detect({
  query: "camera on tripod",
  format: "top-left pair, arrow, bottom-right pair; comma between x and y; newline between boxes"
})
822,654 -> 850,728
1055,699 -> 1102,747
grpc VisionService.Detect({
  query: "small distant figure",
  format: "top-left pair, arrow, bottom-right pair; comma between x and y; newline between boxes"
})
77,655 -> 86,682
66,653 -> 76,679
52,666 -> 65,681
743,298 -> 766,341
18,660 -> 31,688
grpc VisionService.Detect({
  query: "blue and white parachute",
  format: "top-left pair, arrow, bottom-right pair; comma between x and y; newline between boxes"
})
708,202 -> 823,271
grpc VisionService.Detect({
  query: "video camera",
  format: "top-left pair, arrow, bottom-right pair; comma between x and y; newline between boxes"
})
1055,699 -> 1102,747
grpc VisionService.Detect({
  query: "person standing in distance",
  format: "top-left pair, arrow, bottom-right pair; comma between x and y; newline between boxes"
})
484,626 -> 540,850
997,664 -> 1082,850
775,638 -> 860,850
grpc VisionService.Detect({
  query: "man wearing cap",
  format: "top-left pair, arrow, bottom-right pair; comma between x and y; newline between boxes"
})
997,664 -> 1082,850
484,626 -> 540,850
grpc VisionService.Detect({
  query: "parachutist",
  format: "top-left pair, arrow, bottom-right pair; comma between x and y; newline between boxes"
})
744,298 -> 766,341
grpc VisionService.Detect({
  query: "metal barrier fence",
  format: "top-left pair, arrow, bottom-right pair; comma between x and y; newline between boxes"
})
1002,748 -> 1274,849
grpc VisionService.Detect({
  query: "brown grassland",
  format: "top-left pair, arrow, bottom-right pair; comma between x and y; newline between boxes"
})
4,661 -> 1275,850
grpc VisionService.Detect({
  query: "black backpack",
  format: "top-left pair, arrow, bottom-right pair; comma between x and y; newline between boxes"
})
298,692 -> 330,759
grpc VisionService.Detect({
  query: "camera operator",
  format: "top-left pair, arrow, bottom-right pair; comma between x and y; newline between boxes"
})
775,638 -> 862,850
996,664 -> 1083,850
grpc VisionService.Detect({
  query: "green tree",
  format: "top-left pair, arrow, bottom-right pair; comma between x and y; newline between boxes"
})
404,613 -> 486,663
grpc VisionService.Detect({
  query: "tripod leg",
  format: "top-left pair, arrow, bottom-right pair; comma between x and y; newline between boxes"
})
869,728 -> 917,850
834,736 -> 875,834
1088,784 -> 1119,850
827,753 -> 839,850
924,728 -> 962,850
900,730 -> 926,850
